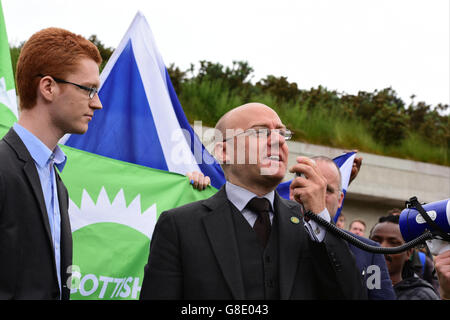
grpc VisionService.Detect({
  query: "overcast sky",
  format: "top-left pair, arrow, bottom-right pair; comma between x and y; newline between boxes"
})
2,0 -> 449,108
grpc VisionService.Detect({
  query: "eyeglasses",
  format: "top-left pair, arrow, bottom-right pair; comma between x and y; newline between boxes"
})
223,127 -> 292,142
38,74 -> 99,99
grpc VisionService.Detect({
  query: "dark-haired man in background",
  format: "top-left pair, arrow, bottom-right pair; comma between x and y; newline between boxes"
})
370,215 -> 440,300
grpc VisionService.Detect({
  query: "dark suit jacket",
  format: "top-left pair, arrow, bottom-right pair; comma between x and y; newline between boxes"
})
0,128 -> 72,299
347,232 -> 396,300
140,186 -> 367,300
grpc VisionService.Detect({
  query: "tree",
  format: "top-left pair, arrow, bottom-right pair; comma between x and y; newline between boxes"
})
87,35 -> 114,72
167,63 -> 187,94
9,42 -> 24,79
194,60 -> 254,91
256,75 -> 300,103
369,104 -> 408,146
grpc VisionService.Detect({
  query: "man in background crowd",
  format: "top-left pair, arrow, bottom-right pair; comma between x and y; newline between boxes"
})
385,207 -> 440,293
336,212 -> 346,229
349,219 -> 366,237
301,156 -> 395,300
369,215 -> 439,300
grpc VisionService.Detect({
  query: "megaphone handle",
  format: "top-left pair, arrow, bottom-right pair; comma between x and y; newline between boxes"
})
426,239 -> 450,255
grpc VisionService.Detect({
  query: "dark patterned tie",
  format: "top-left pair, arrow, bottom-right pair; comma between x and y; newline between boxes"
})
246,197 -> 271,247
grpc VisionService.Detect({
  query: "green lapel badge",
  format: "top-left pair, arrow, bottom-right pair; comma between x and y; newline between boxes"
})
290,216 -> 300,224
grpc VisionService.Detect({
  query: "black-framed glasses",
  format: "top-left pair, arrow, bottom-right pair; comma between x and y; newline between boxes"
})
223,127 -> 292,142
38,74 -> 98,99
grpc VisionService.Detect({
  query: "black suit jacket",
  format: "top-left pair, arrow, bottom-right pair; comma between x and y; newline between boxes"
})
140,186 -> 366,299
0,128 -> 72,299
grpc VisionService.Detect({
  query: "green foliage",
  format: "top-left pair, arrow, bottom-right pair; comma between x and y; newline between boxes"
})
406,102 -> 450,148
87,35 -> 114,72
256,75 -> 300,103
298,85 -> 341,112
178,78 -> 245,127
369,104 -> 408,146
167,63 -> 187,95
195,60 -> 254,91
9,42 -> 23,79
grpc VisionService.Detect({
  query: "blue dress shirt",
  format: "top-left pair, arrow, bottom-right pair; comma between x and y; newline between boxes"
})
13,123 -> 67,295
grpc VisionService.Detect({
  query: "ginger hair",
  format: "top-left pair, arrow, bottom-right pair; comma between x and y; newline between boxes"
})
16,27 -> 102,110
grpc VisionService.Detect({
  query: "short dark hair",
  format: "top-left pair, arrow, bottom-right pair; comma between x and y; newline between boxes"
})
369,214 -> 400,238
378,214 -> 399,224
387,208 -> 402,216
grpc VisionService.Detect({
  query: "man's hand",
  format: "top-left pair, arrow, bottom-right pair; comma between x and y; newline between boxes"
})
186,171 -> 211,191
288,157 -> 327,214
350,156 -> 362,185
343,149 -> 362,185
435,250 -> 450,299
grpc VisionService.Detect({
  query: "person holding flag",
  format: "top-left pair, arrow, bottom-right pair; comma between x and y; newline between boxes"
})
0,27 -> 103,299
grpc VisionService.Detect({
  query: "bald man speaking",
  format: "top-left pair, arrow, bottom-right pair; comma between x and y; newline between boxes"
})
140,103 -> 366,300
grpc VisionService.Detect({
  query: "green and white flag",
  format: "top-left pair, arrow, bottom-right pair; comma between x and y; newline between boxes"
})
61,145 -> 217,300
0,0 -> 18,134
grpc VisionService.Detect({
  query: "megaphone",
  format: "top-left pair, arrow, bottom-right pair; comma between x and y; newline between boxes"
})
303,196 -> 448,255
399,198 -> 450,255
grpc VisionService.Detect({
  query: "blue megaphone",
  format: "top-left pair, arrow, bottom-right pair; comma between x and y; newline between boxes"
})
399,199 -> 450,243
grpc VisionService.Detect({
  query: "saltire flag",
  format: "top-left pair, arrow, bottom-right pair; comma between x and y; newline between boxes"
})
0,0 -> 18,137
331,152 -> 356,221
63,11 -> 225,189
276,152 -> 356,223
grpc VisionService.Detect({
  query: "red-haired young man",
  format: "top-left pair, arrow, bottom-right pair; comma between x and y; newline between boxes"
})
0,27 -> 102,299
